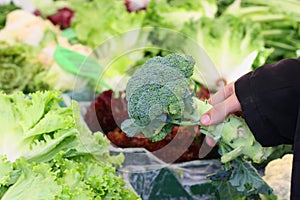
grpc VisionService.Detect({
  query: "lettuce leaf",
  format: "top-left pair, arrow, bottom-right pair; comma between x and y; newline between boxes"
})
182,15 -> 266,90
0,154 -> 139,200
0,90 -> 76,162
209,160 -> 273,199
0,90 -> 124,165
144,0 -> 217,29
0,90 -> 139,199
71,0 -> 146,48
0,42 -> 46,94
0,158 -> 61,200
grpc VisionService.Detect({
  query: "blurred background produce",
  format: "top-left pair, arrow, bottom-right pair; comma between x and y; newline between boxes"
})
0,0 -> 298,199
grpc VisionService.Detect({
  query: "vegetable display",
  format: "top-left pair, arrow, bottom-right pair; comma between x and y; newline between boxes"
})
0,10 -> 91,93
0,0 -> 298,199
224,0 -> 300,64
121,53 -> 274,198
0,42 -> 45,94
0,90 -> 140,199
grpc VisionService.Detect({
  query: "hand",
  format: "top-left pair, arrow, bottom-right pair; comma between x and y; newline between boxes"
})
200,82 -> 242,146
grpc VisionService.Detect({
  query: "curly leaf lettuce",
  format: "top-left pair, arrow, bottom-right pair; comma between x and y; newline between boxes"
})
71,0 -> 146,48
0,90 -> 139,199
0,42 -> 45,94
144,0 -> 217,29
0,90 -> 124,165
0,90 -> 75,162
0,158 -> 61,200
0,154 -> 139,200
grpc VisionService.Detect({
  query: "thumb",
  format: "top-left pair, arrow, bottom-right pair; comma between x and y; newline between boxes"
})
200,101 -> 226,126
200,94 -> 240,126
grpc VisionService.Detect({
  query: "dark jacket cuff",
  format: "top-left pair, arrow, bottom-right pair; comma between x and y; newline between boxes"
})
235,72 -> 283,146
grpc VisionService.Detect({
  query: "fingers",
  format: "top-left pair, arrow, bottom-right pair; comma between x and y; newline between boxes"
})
199,82 -> 241,148
200,91 -> 241,126
198,136 -> 216,158
209,82 -> 235,105
205,136 -> 216,147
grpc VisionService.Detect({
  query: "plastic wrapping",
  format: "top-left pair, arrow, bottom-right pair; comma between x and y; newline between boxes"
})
110,146 -> 221,199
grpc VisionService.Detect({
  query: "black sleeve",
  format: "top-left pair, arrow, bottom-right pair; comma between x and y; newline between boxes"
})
234,57 -> 300,146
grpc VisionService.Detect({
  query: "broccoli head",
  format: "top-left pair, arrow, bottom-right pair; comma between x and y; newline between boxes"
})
122,53 -> 196,141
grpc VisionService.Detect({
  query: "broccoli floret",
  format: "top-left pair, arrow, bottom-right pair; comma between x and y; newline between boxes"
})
121,53 -> 273,163
123,54 -> 196,141
128,83 -> 184,126
143,53 -> 195,78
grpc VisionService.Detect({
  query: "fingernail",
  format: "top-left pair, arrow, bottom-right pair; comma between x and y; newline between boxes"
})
200,114 -> 210,125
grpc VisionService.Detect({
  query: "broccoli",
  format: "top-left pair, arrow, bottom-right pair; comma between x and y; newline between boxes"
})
121,53 -> 273,164
123,53 -> 196,141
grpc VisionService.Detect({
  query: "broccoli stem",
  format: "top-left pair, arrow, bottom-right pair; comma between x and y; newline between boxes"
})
221,146 -> 244,163
171,97 -> 273,164
170,97 -> 212,126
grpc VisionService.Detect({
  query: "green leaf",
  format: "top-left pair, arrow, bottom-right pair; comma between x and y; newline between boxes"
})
0,91 -> 79,162
71,0 -> 145,48
1,159 -> 62,200
230,161 -> 273,196
215,181 -> 242,200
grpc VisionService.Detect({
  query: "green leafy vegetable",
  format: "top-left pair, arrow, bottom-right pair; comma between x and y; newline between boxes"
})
224,0 -> 300,63
0,42 -> 47,94
0,158 -> 61,200
0,90 -> 140,199
182,15 -> 266,90
0,90 -> 74,162
0,154 -> 139,200
144,0 -> 217,29
209,160 -> 273,199
0,90 -> 124,164
71,0 -> 146,48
